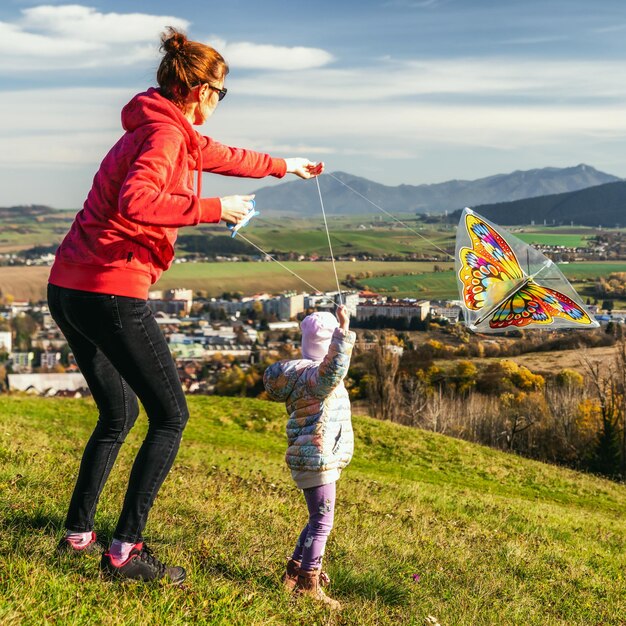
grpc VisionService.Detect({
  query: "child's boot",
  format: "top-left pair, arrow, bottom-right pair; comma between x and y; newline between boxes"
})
282,558 -> 301,591
296,569 -> 341,610
283,558 -> 331,592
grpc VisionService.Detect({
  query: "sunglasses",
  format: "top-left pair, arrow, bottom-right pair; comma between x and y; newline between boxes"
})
207,84 -> 227,101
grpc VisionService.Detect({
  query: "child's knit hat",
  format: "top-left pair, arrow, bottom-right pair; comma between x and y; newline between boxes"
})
300,311 -> 339,362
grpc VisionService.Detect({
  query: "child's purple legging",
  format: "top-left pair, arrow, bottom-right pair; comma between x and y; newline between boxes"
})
291,481 -> 336,571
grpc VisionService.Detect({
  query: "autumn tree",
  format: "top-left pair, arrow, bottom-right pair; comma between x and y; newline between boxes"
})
582,353 -> 622,478
364,334 -> 401,422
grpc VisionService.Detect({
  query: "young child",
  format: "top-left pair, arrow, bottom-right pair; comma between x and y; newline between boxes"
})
263,305 -> 356,610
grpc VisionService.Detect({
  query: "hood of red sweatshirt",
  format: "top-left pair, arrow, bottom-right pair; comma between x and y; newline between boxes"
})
120,87 -> 204,198
121,87 -> 201,153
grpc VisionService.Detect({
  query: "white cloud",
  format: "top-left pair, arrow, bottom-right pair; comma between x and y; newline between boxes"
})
214,101 -> 626,151
0,87 -> 132,165
3,84 -> 626,171
498,35 -> 568,45
0,4 -> 188,71
20,4 -> 187,43
227,57 -> 626,102
209,38 -> 333,71
0,20 -> 104,56
0,5 -> 333,73
592,22 -> 626,34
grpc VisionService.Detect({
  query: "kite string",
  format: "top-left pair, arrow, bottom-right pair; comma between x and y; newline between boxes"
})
325,171 -> 455,261
315,176 -> 343,305
235,231 -> 337,308
233,167 -> 464,309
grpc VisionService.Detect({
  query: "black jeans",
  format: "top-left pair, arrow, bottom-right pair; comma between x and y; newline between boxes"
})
47,284 -> 189,542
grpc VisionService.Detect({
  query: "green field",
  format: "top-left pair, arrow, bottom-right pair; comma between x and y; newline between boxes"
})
558,262 -> 626,279
365,272 -> 456,299
1,209 -> 625,303
0,208 -> 615,259
155,261 -> 455,296
0,260 -> 622,302
0,213 -> 74,253
366,262 -> 626,300
191,217 -> 456,258
515,233 -> 589,248
1,395 -> 625,625
250,228 -> 451,257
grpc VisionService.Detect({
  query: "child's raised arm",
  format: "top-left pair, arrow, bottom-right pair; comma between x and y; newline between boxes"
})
305,306 -> 355,399
336,304 -> 350,333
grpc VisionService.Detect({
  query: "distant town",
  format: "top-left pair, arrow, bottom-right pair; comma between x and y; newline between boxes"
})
0,285 -> 455,395
0,279 -> 620,400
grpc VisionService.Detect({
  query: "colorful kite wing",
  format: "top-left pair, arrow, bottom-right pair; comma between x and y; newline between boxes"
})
455,208 -> 599,333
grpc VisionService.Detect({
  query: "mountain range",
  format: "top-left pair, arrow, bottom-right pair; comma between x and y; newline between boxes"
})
252,164 -> 620,215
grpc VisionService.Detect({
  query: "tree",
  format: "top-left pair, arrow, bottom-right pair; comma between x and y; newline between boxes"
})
589,417 -> 621,478
499,391 -> 546,451
510,366 -> 544,391
400,374 -> 428,427
450,360 -> 477,394
582,353 -> 623,478
604,338 -> 626,478
0,289 -> 14,306
0,364 -> 7,392
215,365 -> 246,396
12,313 -> 38,351
365,334 -> 401,422
602,299 -> 614,313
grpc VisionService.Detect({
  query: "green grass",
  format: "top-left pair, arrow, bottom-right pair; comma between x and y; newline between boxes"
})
249,228 -> 450,257
154,261 -> 453,296
515,234 -> 589,248
1,395 -> 625,625
188,219 -> 456,258
366,272 -> 456,299
366,262 -> 626,300
3,257 -> 624,304
558,262 -> 626,279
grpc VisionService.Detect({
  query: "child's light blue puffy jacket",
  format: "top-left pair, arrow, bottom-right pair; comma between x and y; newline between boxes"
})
263,328 -> 356,489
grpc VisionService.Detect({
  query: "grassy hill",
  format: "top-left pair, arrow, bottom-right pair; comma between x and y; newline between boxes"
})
467,180 -> 626,227
1,396 -> 624,625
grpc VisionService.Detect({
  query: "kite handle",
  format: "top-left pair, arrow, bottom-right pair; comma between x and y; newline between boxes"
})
228,200 -> 259,238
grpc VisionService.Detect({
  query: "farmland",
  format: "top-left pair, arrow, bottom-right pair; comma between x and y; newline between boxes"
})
0,208 -> 624,302
366,261 -> 626,300
0,262 -> 455,301
2,260 -> 625,303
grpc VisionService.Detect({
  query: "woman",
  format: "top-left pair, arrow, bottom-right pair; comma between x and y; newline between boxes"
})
49,27 -> 323,583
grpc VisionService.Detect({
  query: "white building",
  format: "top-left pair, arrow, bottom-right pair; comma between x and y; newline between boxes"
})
263,293 -> 305,320
356,300 -> 430,323
430,305 -> 462,324
8,373 -> 87,394
40,352 -> 62,369
148,288 -> 193,316
164,289 -> 193,311
314,291 -> 359,317
267,321 -> 300,331
12,352 -> 34,372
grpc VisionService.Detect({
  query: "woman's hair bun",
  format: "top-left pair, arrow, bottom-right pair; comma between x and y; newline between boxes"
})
161,27 -> 187,55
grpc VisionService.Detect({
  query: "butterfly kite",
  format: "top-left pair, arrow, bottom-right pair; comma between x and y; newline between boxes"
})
456,208 -> 599,333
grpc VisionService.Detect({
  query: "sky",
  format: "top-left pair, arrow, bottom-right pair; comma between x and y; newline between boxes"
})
2,0 -> 626,208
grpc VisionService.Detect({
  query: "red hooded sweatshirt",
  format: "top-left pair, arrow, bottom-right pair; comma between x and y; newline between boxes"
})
49,88 -> 286,299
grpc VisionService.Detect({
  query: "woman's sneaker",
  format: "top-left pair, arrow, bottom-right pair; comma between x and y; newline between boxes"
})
100,542 -> 186,584
56,531 -> 104,555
